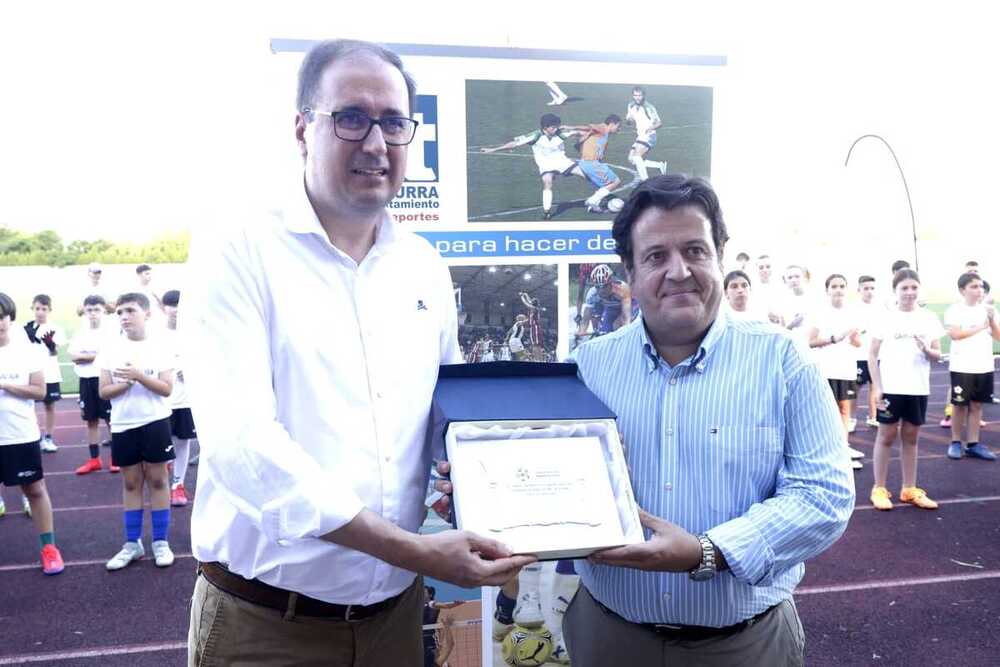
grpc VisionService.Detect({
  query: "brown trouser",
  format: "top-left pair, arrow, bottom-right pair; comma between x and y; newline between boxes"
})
564,585 -> 805,667
188,572 -> 423,667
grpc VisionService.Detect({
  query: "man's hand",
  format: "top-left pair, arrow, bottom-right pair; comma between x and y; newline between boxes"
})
414,530 -> 536,588
787,313 -> 805,329
588,509 -> 701,572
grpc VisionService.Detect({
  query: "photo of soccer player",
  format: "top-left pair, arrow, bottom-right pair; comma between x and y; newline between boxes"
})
449,265 -> 558,363
569,262 -> 636,352
467,79 -> 712,222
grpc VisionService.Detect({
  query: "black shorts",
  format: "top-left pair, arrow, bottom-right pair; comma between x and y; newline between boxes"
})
0,440 -> 44,486
111,417 -> 175,467
856,360 -> 872,386
78,377 -> 111,422
877,394 -> 928,426
170,408 -> 197,440
828,378 -> 858,402
39,382 -> 61,405
949,371 -> 995,405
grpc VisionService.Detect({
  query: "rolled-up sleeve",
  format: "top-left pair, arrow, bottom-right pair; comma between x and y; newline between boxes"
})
182,227 -> 364,544
708,348 -> 856,586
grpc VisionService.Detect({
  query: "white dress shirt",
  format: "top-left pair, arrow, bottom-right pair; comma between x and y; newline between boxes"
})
183,185 -> 461,605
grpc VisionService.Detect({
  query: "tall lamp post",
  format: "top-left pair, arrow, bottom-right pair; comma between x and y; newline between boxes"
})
844,134 -> 919,272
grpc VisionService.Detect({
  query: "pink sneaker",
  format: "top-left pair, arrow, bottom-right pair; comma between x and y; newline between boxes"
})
41,544 -> 65,575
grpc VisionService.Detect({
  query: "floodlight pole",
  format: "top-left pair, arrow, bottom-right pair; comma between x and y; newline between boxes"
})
844,134 -> 919,272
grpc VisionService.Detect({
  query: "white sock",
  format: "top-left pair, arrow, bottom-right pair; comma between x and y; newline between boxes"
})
542,190 -> 553,212
643,158 -> 664,172
518,563 -> 542,594
586,187 -> 610,207
631,155 -> 649,180
545,81 -> 567,99
172,438 -> 190,487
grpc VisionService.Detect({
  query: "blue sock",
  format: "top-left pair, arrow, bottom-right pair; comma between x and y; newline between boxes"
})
495,589 -> 516,624
124,509 -> 143,542
151,509 -> 170,542
555,559 -> 577,575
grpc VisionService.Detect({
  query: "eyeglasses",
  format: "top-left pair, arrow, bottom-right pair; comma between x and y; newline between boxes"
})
305,108 -> 419,146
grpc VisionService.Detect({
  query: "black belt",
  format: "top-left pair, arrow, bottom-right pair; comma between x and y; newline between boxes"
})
199,561 -> 404,621
594,594 -> 779,641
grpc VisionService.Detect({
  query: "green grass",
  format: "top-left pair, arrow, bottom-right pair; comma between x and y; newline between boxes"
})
466,80 -> 713,222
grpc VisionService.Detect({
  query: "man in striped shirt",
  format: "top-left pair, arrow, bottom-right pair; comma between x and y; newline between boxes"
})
565,174 -> 855,666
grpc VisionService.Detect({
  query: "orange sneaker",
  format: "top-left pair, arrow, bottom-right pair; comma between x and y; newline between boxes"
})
75,458 -> 102,475
40,544 -> 65,575
900,487 -> 938,509
870,486 -> 893,511
170,484 -> 188,507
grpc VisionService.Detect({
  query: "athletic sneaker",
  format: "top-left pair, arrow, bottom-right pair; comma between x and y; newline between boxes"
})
847,446 -> 865,459
543,210 -> 554,220
22,495 -> 31,518
189,452 -> 199,466
850,459 -> 863,470
939,417 -> 951,428
550,636 -> 571,664
847,418 -> 857,433
40,544 -> 65,575
152,540 -> 174,567
109,464 -> 120,473
965,443 -> 997,461
75,458 -> 103,475
900,487 -> 938,510
947,443 -> 963,460
866,417 -> 879,428
106,541 -> 144,571
40,436 -> 58,453
492,615 -> 513,641
0,498 -> 5,518
101,440 -> 112,447
170,484 -> 188,507
513,590 -> 544,628
870,486 -> 893,511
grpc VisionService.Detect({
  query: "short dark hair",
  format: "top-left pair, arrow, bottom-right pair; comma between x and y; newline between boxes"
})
32,294 -> 52,308
136,264 -> 152,274
892,268 -> 920,289
825,273 -> 848,289
612,174 -> 728,269
632,86 -> 645,95
0,292 -> 16,321
757,254 -> 770,261
984,280 -> 991,293
297,39 -> 417,117
965,260 -> 979,267
540,113 -> 561,129
116,292 -> 150,311
83,295 -> 106,307
957,272 -> 982,290
162,290 -> 180,307
724,270 -> 751,289
858,275 -> 876,286
605,114 -> 622,125
890,259 -> 910,274
735,252 -> 750,262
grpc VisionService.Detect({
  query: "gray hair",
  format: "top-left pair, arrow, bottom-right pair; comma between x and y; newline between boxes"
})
296,39 -> 417,116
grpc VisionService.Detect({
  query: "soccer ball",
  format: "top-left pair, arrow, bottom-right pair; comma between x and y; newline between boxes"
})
501,624 -> 554,666
606,197 -> 625,213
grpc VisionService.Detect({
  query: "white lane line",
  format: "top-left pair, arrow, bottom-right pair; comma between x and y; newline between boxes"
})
0,641 -> 187,665
0,552 -> 194,572
1,502 -> 193,517
853,495 -> 1000,512
796,570 -> 1000,596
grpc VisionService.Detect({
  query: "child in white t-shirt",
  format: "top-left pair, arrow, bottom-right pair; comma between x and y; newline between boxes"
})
943,272 -> 999,461
98,292 -> 175,571
24,294 -> 64,453
0,292 -> 65,575
70,295 -> 118,474
162,290 -> 199,507
868,269 -> 944,511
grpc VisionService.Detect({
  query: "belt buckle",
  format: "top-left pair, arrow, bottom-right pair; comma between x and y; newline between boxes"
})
343,604 -> 356,622
653,623 -> 684,633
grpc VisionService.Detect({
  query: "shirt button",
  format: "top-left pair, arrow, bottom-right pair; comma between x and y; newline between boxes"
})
664,483 -> 673,491
669,378 -> 677,386
385,456 -> 391,462
666,428 -> 674,436
662,592 -> 671,600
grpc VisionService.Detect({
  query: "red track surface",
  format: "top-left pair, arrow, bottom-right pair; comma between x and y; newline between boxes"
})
1,364 -> 997,666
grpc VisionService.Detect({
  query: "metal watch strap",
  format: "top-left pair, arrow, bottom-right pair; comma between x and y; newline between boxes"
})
688,533 -> 717,581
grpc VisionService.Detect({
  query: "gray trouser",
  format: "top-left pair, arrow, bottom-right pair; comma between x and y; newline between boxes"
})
188,573 -> 423,667
564,585 -> 805,667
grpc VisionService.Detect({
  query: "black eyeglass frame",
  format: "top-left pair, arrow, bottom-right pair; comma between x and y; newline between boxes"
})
303,108 -> 419,146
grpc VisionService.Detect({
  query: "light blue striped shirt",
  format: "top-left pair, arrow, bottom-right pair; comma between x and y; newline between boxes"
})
572,312 -> 855,626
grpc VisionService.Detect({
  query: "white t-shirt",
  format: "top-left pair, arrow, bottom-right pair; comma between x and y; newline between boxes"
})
25,321 -> 64,383
872,308 -> 945,395
782,291 -> 818,356
945,302 -> 996,374
0,341 -> 43,446
854,300 -> 885,361
97,335 -> 173,433
811,305 -> 861,381
161,328 -> 189,409
69,324 -> 116,379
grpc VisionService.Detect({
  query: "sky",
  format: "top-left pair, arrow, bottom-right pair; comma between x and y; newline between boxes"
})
1,1 -> 996,296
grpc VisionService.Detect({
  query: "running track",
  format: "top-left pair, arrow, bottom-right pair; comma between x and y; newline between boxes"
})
0,364 -> 997,666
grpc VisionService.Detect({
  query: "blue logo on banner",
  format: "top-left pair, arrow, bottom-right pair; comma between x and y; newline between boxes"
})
407,95 -> 438,183
415,230 -> 619,258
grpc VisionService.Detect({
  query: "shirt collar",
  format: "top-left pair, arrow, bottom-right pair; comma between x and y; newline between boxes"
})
636,309 -> 729,374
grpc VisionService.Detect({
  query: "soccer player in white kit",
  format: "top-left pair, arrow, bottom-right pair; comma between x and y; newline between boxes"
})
853,275 -> 882,428
868,269 -> 944,511
624,86 -> 668,181
944,272 -> 999,460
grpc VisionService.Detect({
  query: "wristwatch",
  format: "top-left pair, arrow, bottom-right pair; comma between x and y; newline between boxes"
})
688,533 -> 718,581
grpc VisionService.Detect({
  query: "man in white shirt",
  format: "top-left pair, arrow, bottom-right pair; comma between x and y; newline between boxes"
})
184,39 -> 532,666
944,273 -> 999,460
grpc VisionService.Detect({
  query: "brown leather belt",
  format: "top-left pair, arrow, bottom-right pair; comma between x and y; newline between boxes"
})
594,594 -> 778,641
199,561 -> 403,621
